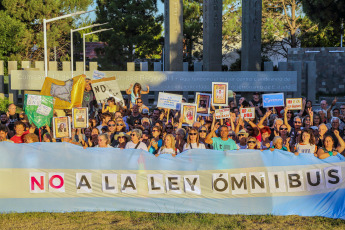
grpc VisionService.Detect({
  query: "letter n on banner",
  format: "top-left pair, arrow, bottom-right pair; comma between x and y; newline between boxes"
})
147,174 -> 164,194
76,173 -> 92,193
324,166 -> 342,189
121,174 -> 137,193
249,172 -> 267,194
102,174 -> 118,193
49,173 -> 65,192
286,171 -> 305,192
30,172 -> 45,193
212,173 -> 229,193
184,175 -> 201,195
166,175 -> 182,194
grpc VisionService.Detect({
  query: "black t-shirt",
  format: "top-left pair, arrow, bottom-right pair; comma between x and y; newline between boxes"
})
8,113 -> 19,131
127,114 -> 142,127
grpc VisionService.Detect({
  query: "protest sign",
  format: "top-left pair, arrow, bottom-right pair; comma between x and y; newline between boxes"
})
157,92 -> 182,110
91,77 -> 124,106
181,103 -> 197,126
53,117 -> 71,139
240,107 -> 255,119
72,108 -> 89,129
24,94 -> 54,128
215,108 -> 230,119
286,98 -> 302,110
92,70 -> 105,80
262,93 -> 284,108
195,93 -> 211,115
212,82 -> 228,106
1,142 -> 345,220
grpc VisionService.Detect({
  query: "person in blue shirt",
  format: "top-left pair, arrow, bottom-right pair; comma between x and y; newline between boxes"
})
205,123 -> 238,151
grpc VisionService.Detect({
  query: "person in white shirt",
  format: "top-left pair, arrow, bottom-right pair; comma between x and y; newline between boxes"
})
183,128 -> 206,151
125,129 -> 148,151
156,134 -> 179,156
294,129 -> 317,155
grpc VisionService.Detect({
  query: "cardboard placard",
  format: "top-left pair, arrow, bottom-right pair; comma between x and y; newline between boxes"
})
240,107 -> 255,119
91,77 -> 124,106
286,98 -> 302,110
262,93 -> 284,108
215,108 -> 230,119
157,92 -> 182,110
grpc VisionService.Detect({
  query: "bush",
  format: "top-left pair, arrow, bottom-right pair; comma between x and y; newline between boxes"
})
0,97 -> 10,113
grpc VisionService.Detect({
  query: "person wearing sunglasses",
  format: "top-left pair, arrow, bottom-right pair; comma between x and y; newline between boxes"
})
183,128 -> 206,151
165,123 -> 174,135
237,129 -> 248,149
148,126 -> 163,154
155,134 -> 179,156
205,123 -> 238,151
278,124 -> 291,150
107,120 -> 118,147
246,136 -> 258,150
114,132 -> 130,149
115,118 -> 127,133
125,129 -> 148,151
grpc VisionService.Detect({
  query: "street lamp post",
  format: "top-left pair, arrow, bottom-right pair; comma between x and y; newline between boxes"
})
70,22 -> 108,77
43,10 -> 95,77
83,28 -> 113,74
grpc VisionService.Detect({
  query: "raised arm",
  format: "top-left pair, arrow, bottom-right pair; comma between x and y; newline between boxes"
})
327,97 -> 337,120
258,109 -> 271,129
284,107 -> 292,133
205,122 -> 219,145
126,84 -> 133,95
141,85 -> 150,94
334,130 -> 345,154
245,118 -> 260,136
298,98 -> 306,117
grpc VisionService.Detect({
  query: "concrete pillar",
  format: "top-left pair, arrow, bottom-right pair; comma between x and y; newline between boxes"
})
89,62 -> 98,72
183,62 -> 188,71
127,62 -> 135,71
0,61 -> 4,98
35,61 -> 44,71
62,61 -> 71,71
194,62 -> 203,71
140,62 -> 148,71
306,61 -> 317,104
76,62 -> 83,72
164,0 -> 183,71
264,62 -> 273,71
154,62 -> 162,71
241,0 -> 262,71
203,0 -> 222,71
21,61 -> 31,69
8,61 -> 18,104
288,61 -> 302,98
48,61 -> 58,71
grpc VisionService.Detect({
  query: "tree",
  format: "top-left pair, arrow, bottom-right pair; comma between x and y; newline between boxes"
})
0,0 -> 92,61
302,0 -> 345,36
96,0 -> 163,70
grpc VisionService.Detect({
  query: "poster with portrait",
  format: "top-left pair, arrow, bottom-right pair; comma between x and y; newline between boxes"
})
212,82 -> 228,106
72,107 -> 89,129
53,117 -> 71,139
181,103 -> 197,127
195,93 -> 211,115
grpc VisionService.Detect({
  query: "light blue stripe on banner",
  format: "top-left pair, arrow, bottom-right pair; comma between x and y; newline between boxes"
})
0,188 -> 344,219
1,142 -> 344,170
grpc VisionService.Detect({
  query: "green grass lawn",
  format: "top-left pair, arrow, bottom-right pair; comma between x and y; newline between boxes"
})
0,212 -> 345,229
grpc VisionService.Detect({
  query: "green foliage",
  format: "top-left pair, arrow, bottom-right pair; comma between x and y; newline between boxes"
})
0,97 -> 10,113
95,0 -> 163,70
0,0 -> 92,62
302,0 -> 345,34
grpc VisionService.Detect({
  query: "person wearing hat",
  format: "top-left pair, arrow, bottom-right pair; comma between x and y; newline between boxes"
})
114,132 -> 130,149
237,129 -> 248,149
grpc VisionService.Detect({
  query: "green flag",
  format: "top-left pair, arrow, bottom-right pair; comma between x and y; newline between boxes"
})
24,94 -> 54,128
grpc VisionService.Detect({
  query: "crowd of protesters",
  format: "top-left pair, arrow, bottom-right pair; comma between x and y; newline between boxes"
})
1,81 -> 345,160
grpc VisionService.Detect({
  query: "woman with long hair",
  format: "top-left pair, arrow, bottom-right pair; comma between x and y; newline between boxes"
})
156,134 -> 179,156
316,130 -> 345,159
294,129 -> 316,155
148,126 -> 163,154
183,128 -> 206,151
126,82 -> 150,106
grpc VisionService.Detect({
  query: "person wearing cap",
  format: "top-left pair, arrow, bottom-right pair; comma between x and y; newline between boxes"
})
114,132 -> 130,149
237,129 -> 248,149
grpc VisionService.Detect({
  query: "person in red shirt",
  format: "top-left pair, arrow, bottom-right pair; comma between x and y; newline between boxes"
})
10,121 -> 33,143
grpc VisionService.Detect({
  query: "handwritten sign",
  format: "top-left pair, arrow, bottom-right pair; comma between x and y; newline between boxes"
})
36,104 -> 52,116
286,98 -> 302,110
215,108 -> 230,119
93,70 -> 105,80
240,107 -> 255,119
157,93 -> 182,110
26,95 -> 41,106
262,93 -> 284,108
92,78 -> 124,106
